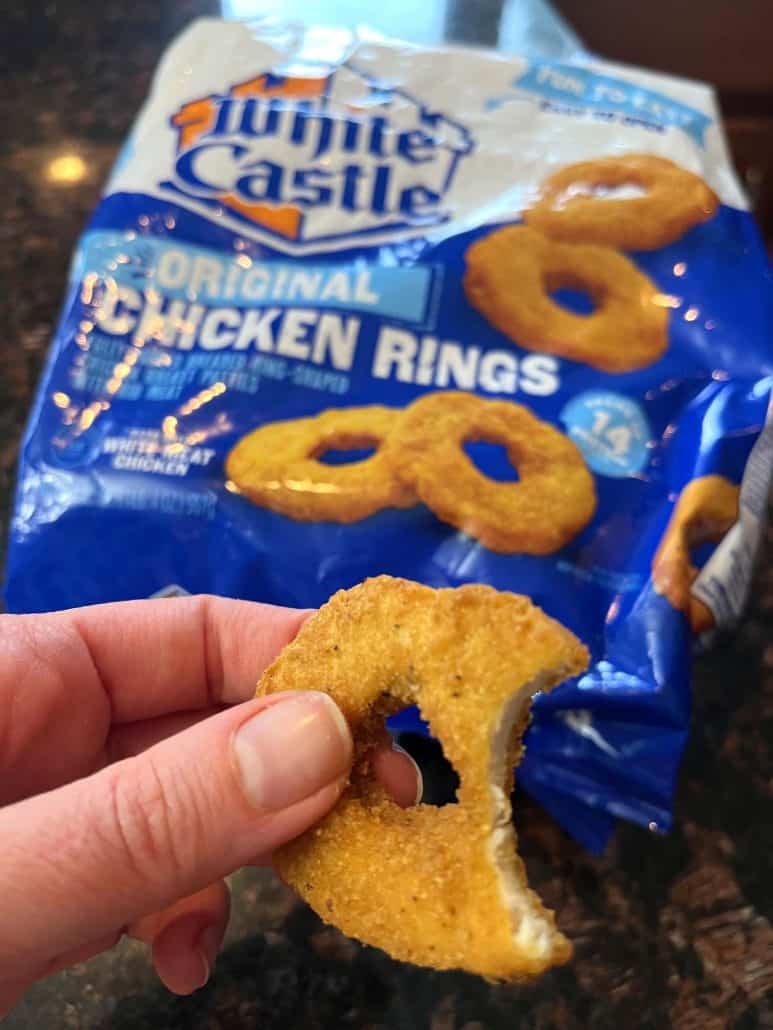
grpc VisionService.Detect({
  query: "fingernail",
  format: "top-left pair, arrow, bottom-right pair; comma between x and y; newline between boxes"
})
234,693 -> 352,811
194,952 -> 210,991
393,742 -> 424,805
196,924 -> 222,985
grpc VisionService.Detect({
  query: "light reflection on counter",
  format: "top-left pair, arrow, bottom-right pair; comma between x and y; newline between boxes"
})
45,152 -> 87,185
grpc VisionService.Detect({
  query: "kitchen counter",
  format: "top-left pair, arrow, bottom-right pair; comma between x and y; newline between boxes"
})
3,2 -> 773,1027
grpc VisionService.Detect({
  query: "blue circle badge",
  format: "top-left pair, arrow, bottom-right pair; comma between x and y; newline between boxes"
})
561,391 -> 651,477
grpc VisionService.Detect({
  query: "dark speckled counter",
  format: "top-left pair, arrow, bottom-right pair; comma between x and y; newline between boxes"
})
3,3 -> 773,1027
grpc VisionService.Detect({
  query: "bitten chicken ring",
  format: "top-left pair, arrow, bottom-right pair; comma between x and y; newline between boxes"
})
464,226 -> 669,373
225,405 -> 414,523
524,153 -> 719,251
390,391 -> 596,554
257,576 -> 589,980
652,474 -> 740,633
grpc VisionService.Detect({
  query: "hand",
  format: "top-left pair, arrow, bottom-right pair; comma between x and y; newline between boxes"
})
0,595 -> 420,1015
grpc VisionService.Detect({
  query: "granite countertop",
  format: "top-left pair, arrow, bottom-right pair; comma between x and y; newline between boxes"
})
3,2 -> 773,1027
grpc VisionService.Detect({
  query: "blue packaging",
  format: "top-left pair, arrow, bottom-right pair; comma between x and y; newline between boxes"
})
6,19 -> 773,851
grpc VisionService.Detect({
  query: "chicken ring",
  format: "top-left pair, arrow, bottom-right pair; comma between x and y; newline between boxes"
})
390,391 -> 596,554
257,576 -> 589,980
225,405 -> 414,523
464,226 -> 669,373
524,153 -> 719,251
652,474 -> 740,633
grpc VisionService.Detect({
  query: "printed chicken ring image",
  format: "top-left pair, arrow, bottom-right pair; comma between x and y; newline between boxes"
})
524,153 -> 719,251
463,226 -> 669,373
257,576 -> 589,980
389,390 -> 596,554
652,474 -> 740,633
225,405 -> 414,523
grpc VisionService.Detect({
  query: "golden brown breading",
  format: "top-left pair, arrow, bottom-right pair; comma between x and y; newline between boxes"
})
652,474 -> 740,633
389,391 -> 596,554
464,225 -> 668,373
524,153 -> 719,251
256,576 -> 589,980
225,405 -> 414,523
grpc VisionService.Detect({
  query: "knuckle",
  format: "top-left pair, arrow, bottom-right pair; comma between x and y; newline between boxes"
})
104,757 -> 206,892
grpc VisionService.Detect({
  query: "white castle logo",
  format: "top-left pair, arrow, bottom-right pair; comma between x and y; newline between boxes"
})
163,65 -> 474,249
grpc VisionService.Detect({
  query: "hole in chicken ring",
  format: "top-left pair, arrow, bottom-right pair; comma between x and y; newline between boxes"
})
524,153 -> 719,251
464,225 -> 669,373
225,405 -> 414,523
257,576 -> 589,980
390,390 -> 596,554
652,474 -> 740,633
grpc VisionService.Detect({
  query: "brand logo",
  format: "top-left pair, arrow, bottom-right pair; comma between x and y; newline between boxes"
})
162,67 -> 473,249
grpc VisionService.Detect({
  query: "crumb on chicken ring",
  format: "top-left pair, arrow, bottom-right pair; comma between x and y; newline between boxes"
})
257,575 -> 589,980
464,225 -> 669,374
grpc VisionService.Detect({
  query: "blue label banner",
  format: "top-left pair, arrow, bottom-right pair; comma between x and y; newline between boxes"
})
493,60 -> 712,145
72,231 -> 438,325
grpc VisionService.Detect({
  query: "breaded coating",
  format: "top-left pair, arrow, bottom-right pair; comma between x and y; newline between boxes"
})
226,406 -> 414,523
256,576 -> 589,980
652,474 -> 740,633
524,153 -> 719,251
464,225 -> 668,373
390,391 -> 596,554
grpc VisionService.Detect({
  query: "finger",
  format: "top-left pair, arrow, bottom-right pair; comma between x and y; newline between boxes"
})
0,930 -> 122,1017
107,709 -> 225,763
372,744 -> 423,808
33,594 -> 309,717
0,596 -> 310,804
128,882 -> 231,996
0,691 -> 351,970
64,595 -> 312,717
42,931 -> 124,976
128,881 -> 230,945
5,886 -> 228,993
152,884 -> 230,995
0,977 -> 31,1020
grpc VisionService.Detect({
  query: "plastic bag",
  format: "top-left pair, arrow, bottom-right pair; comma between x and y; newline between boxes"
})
6,18 -> 773,851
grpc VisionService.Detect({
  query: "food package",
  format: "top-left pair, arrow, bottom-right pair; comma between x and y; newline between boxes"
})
7,18 -> 773,850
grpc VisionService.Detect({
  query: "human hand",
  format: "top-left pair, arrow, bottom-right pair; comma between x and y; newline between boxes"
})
0,595 -> 420,1015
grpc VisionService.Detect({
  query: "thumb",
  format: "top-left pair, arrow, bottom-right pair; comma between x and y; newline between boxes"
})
0,691 -> 351,970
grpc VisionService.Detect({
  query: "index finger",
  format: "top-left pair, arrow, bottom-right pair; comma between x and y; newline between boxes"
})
10,595 -> 309,724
